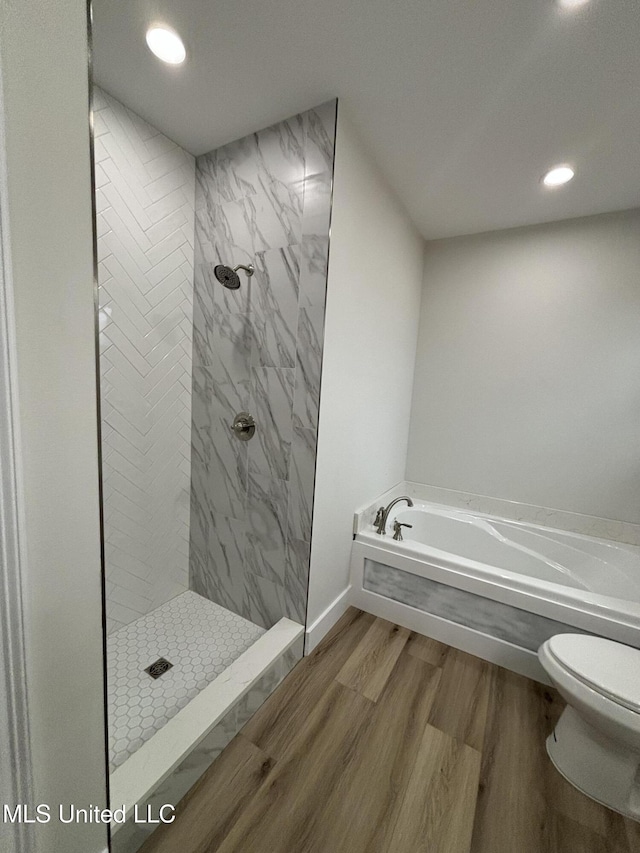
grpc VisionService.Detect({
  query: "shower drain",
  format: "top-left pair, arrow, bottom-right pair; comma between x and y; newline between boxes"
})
144,658 -> 173,679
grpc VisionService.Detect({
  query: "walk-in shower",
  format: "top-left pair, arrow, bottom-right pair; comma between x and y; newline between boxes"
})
92,75 -> 337,851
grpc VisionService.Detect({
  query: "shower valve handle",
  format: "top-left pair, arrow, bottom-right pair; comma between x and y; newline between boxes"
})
230,412 -> 256,441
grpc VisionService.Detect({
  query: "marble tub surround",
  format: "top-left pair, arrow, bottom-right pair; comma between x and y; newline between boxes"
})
363,560 -> 589,653
93,87 -> 196,634
110,623 -> 304,853
190,100 -> 337,629
355,480 -> 640,548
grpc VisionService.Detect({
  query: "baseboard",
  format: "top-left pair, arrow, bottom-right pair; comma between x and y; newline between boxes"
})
305,586 -> 352,653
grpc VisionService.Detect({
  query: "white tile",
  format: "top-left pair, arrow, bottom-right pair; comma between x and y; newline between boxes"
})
107,591 -> 265,771
109,614 -> 303,827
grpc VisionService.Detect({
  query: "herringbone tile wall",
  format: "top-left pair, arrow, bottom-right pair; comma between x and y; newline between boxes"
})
93,87 -> 196,635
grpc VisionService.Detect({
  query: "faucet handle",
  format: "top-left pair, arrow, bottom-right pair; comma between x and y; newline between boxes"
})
392,520 -> 413,541
373,507 -> 387,534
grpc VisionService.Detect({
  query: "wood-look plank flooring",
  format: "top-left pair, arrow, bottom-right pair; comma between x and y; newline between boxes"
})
140,608 -> 640,853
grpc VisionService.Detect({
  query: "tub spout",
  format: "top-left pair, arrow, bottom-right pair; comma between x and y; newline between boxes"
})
375,495 -> 414,535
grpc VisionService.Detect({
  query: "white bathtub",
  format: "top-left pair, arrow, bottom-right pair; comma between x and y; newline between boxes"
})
349,501 -> 640,680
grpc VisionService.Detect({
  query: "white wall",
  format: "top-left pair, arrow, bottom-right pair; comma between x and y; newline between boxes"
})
407,208 -> 640,525
0,3 -> 108,851
307,111 -> 424,642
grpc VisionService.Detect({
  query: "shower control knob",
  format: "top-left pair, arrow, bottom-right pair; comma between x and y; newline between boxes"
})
230,412 -> 256,441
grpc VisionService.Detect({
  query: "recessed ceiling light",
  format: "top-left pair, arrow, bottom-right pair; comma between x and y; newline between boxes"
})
145,27 -> 186,65
542,165 -> 575,187
557,0 -> 590,9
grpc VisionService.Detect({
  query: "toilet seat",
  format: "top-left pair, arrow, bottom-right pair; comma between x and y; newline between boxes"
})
546,634 -> 640,714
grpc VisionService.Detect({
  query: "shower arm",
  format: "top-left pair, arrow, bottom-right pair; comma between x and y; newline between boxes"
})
233,264 -> 254,277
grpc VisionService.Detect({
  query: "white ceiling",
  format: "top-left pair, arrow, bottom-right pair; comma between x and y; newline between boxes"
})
92,0 -> 640,240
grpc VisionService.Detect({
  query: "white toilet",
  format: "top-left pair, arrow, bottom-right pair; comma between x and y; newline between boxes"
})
538,633 -> 640,821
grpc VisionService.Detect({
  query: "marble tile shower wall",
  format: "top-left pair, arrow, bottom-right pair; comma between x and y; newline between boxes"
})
190,101 -> 337,629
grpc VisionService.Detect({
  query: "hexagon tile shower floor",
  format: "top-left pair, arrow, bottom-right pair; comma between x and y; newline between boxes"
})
106,591 -> 265,769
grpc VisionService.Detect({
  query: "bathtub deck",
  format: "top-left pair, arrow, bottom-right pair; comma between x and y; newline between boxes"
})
138,607 -> 639,853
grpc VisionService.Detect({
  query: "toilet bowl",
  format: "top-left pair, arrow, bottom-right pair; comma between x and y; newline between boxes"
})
538,634 -> 640,821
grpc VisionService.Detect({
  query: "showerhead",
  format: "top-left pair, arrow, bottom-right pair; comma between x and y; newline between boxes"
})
214,265 -> 240,289
214,263 -> 254,290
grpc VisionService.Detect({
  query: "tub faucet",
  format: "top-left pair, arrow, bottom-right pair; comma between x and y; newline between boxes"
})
374,495 -> 414,535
